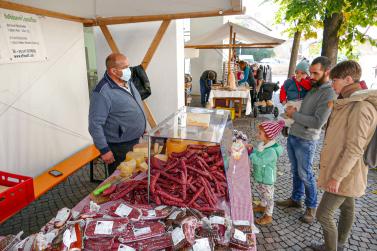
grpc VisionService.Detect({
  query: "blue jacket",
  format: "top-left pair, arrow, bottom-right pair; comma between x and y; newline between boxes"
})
239,65 -> 256,88
283,78 -> 308,101
89,72 -> 146,154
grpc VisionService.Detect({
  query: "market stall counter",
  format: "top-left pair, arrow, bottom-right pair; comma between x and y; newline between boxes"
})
1,107 -> 257,251
209,87 -> 253,117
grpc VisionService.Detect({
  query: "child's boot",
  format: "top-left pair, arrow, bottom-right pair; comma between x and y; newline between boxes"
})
255,214 -> 272,225
253,205 -> 266,213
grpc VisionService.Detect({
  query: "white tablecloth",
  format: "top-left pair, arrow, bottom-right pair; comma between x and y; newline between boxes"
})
209,89 -> 252,115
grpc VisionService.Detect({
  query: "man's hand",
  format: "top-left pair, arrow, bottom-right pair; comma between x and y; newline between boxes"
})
281,101 -> 287,105
285,105 -> 297,118
326,178 -> 340,193
101,151 -> 115,165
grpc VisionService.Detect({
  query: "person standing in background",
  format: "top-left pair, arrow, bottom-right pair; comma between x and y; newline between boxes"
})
311,60 -> 377,251
276,56 -> 336,224
199,70 -> 217,107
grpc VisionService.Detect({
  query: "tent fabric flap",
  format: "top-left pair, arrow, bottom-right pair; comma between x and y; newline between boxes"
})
185,22 -> 285,48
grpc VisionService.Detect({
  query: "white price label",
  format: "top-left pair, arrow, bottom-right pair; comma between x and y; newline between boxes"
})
155,205 -> 167,211
118,244 -> 136,251
70,227 -> 77,243
234,229 -> 247,242
63,229 -> 72,248
94,221 -> 113,235
210,216 -> 225,225
133,227 -> 151,237
147,210 -> 156,217
193,238 -> 211,251
168,211 -> 180,220
172,227 -> 185,246
115,204 -> 133,217
233,220 -> 251,226
44,232 -> 57,244
55,208 -> 70,221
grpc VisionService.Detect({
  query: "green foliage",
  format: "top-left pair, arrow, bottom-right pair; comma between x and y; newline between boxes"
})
237,48 -> 275,62
273,0 -> 377,58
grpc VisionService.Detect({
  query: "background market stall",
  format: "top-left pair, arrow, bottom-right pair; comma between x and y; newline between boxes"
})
185,22 -> 285,116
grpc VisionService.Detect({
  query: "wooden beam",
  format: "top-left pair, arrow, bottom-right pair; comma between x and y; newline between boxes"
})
142,102 -> 157,128
91,8 -> 244,26
98,21 -> 163,129
230,0 -> 242,11
0,1 -> 94,25
141,20 -> 171,70
99,25 -> 120,53
185,43 -> 280,49
232,32 -> 237,62
227,25 -> 233,85
140,20 -> 171,129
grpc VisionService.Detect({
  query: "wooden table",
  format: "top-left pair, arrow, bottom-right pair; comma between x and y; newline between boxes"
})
213,97 -> 243,118
209,88 -> 252,117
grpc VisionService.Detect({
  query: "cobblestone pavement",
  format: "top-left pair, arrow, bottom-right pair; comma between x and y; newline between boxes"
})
235,114 -> 377,251
1,96 -> 376,250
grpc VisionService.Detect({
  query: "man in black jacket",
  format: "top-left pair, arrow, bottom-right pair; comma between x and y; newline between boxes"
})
200,70 -> 217,107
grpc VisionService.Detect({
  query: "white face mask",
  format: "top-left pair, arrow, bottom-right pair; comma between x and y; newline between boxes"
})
121,67 -> 132,82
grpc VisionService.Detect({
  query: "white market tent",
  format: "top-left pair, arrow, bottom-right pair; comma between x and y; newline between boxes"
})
185,22 -> 285,85
185,22 -> 286,49
0,0 -> 243,181
1,0 -> 244,25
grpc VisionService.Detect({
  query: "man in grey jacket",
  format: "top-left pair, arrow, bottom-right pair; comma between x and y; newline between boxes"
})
276,56 -> 336,224
89,53 -> 146,175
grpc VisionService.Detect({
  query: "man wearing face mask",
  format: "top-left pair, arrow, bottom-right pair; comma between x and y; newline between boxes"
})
276,56 -> 336,224
89,53 -> 146,175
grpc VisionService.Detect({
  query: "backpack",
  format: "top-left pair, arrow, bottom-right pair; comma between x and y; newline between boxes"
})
364,127 -> 377,168
364,100 -> 377,168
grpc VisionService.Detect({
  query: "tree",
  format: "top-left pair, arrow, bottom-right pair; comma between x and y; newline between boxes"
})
274,0 -> 377,66
274,0 -> 319,76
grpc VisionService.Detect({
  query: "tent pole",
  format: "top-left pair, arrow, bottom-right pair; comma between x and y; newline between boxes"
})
92,8 -> 244,26
185,43 -> 280,49
227,25 -> 233,86
99,25 -> 120,53
141,20 -> 171,70
232,32 -> 237,61
141,20 -> 171,129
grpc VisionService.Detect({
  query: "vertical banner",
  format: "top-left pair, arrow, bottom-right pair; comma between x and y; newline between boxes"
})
0,9 -> 47,64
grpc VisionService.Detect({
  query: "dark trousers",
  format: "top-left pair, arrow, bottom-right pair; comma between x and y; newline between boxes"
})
200,79 -> 211,107
108,138 -> 140,175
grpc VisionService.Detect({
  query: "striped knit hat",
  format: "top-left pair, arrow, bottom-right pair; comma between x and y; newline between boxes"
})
260,120 -> 285,139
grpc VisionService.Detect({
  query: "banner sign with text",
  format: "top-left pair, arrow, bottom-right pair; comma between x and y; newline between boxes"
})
0,9 -> 47,64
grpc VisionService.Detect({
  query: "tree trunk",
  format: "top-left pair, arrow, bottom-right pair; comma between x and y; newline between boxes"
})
287,30 -> 301,78
321,12 -> 343,66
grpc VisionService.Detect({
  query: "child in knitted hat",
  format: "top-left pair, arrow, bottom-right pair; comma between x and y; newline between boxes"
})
250,120 -> 284,225
279,59 -> 312,136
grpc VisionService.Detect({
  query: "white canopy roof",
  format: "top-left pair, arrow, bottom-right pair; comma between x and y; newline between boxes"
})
185,22 -> 285,49
4,0 -> 243,24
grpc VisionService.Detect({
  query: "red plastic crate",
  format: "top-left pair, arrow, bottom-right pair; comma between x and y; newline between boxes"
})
0,171 -> 34,223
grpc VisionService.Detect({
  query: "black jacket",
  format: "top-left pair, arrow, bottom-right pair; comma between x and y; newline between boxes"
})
130,65 -> 151,100
200,70 -> 217,83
